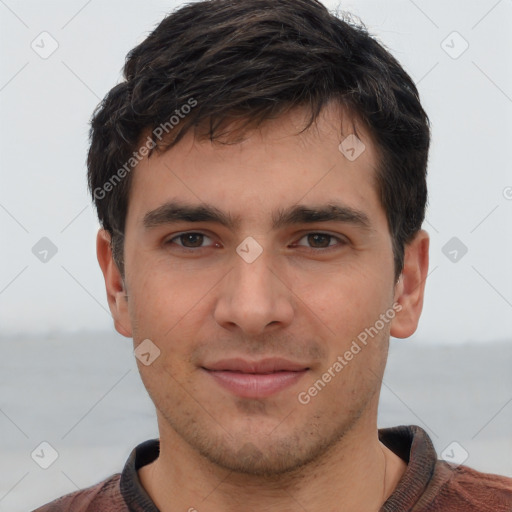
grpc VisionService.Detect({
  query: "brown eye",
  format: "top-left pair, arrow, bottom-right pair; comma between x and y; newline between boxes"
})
306,234 -> 332,248
295,232 -> 345,250
179,233 -> 205,248
167,232 -> 213,249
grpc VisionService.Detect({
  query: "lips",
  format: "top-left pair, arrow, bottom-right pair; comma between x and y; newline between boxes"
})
202,358 -> 309,398
203,358 -> 309,374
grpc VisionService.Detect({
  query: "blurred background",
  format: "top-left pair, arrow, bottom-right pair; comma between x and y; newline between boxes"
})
0,0 -> 511,510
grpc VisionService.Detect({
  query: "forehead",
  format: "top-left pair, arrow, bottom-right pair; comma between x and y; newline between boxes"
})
126,104 -> 384,230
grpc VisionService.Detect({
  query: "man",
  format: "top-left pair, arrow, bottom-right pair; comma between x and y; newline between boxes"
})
33,0 -> 512,510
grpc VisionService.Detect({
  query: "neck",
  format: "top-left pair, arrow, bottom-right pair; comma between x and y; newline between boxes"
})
138,419 -> 407,512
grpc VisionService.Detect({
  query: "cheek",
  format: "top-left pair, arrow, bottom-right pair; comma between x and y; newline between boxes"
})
126,247 -> 192,322
126,259 -> 218,362
300,266 -> 390,341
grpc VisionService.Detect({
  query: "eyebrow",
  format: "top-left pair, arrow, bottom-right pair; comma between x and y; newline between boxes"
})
142,200 -> 372,231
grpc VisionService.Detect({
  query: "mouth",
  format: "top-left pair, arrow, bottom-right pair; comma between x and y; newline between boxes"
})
201,358 -> 310,399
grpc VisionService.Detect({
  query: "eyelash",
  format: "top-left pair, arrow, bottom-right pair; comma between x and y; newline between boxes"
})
165,232 -> 347,253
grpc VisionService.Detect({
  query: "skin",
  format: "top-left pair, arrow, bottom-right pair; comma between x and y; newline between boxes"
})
97,103 -> 429,512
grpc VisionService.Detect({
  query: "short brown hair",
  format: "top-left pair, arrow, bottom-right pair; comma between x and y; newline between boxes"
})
87,0 -> 430,279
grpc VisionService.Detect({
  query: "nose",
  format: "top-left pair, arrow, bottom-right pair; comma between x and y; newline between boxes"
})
213,244 -> 294,336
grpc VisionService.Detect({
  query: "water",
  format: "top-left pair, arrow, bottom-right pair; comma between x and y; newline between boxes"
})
1,331 -> 511,511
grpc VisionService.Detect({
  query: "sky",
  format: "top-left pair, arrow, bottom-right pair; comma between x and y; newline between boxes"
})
0,0 -> 511,343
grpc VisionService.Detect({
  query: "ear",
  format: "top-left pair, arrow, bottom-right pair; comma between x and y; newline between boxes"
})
390,229 -> 429,338
96,229 -> 132,338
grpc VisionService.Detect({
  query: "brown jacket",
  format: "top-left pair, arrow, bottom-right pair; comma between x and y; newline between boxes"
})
32,425 -> 512,511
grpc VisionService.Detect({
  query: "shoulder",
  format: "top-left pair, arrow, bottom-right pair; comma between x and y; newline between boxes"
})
426,460 -> 512,511
31,473 -> 126,512
379,425 -> 512,511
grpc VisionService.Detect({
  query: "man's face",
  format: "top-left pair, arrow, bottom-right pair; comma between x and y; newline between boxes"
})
111,105 -> 403,475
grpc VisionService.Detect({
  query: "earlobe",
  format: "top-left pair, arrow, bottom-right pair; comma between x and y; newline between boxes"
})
390,230 -> 429,339
96,229 -> 132,338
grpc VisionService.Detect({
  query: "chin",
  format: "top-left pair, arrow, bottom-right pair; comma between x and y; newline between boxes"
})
189,428 -> 343,478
